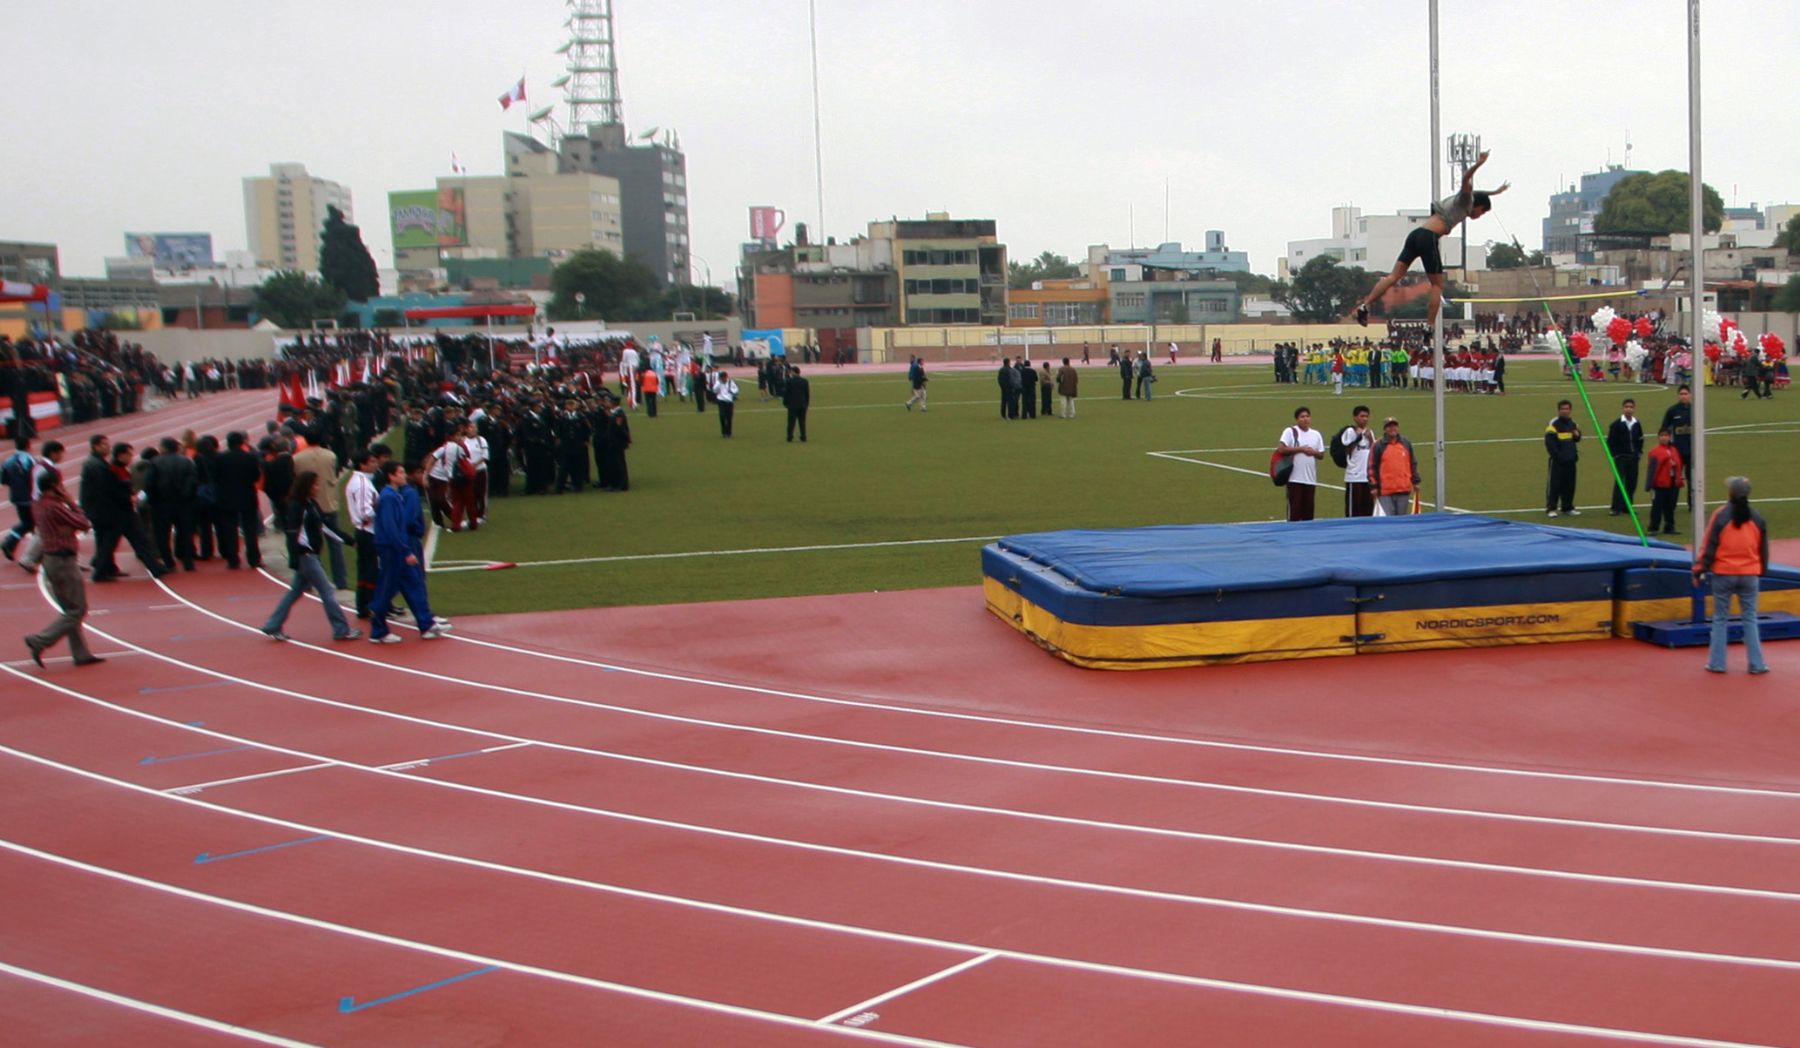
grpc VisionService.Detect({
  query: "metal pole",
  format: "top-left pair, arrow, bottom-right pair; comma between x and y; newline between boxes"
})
1429,0 -> 1446,510
809,0 -> 826,242
1687,0 -> 1707,542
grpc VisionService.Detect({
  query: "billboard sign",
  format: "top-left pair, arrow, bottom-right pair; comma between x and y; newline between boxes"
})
389,188 -> 468,250
749,206 -> 786,243
740,328 -> 786,359
124,232 -> 214,267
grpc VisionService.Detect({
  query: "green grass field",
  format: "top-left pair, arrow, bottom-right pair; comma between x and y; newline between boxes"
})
424,360 -> 1800,615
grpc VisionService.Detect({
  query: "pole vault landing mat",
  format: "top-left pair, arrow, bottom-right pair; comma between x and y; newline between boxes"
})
981,515 -> 1800,670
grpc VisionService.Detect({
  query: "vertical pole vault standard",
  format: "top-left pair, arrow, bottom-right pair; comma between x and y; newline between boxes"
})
1687,0 -> 1707,541
1428,0 -> 1446,510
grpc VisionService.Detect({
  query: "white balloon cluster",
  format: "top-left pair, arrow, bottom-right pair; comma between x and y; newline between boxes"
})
1625,339 -> 1648,369
1591,305 -> 1617,333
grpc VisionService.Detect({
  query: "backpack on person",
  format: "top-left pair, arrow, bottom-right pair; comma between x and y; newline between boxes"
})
1,451 -> 33,504
1270,426 -> 1297,487
1328,426 -> 1354,469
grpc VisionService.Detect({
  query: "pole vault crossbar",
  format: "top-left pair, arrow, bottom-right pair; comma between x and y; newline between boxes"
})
1460,289 -> 1651,305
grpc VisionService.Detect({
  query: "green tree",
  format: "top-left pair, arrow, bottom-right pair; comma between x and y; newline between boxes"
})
1272,256 -> 1376,322
1594,170 -> 1725,235
1486,240 -> 1526,269
253,270 -> 346,329
1773,274 -> 1800,312
1007,251 -> 1081,289
549,249 -> 661,321
1775,214 -> 1800,255
318,206 -> 381,302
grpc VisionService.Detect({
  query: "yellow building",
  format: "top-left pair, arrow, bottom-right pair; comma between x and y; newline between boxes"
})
242,163 -> 354,271
867,213 -> 1007,326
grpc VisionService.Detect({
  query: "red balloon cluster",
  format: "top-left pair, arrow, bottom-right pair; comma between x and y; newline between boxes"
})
1732,329 -> 1751,358
1634,316 -> 1654,339
1568,331 -> 1592,359
1704,341 -> 1722,363
1606,316 -> 1632,346
1761,331 -> 1788,360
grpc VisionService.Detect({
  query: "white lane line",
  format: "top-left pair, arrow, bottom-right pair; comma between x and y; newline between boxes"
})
377,742 -> 531,772
38,629 -> 1800,904
167,762 -> 337,795
426,533 -> 1006,573
0,835 -> 1780,1048
228,566 -> 1800,804
11,675 -> 1800,975
0,960 -> 317,1047
816,953 -> 999,1026
0,838 -> 965,1048
141,577 -> 1800,845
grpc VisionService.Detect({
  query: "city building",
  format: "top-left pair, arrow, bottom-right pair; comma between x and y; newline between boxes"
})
868,213 -> 1006,326
387,137 -> 624,283
1105,268 -> 1240,325
105,249 -> 273,290
738,227 -> 897,345
1086,234 -> 1249,280
1006,279 -> 1108,327
1286,205 -> 1486,277
243,163 -> 354,271
553,123 -> 687,287
1542,165 -> 1647,259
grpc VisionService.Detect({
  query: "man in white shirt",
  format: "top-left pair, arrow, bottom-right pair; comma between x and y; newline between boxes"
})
713,370 -> 740,438
619,344 -> 641,409
344,446 -> 382,618
467,421 -> 490,525
1277,406 -> 1327,522
1336,405 -> 1375,517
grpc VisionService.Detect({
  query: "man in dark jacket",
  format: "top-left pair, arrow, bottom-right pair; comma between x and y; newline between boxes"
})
997,359 -> 1018,419
214,431 -> 265,569
784,365 -> 811,442
1606,397 -> 1644,517
1119,351 -> 1135,399
1018,359 -> 1038,419
148,436 -> 199,571
1544,399 -> 1581,518
86,441 -> 167,580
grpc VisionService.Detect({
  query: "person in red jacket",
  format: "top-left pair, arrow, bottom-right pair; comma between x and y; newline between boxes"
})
639,366 -> 660,418
1694,475 -> 1770,675
1646,428 -> 1684,535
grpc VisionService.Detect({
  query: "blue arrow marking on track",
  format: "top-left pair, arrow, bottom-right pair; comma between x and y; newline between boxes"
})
338,966 -> 499,1014
140,746 -> 254,765
193,834 -> 329,865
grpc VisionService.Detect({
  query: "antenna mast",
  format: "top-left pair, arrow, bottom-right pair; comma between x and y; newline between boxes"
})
562,0 -> 624,137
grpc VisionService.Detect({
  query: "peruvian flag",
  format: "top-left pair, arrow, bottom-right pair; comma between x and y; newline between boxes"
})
498,76 -> 526,111
334,360 -> 351,387
0,279 -> 49,303
278,372 -> 306,412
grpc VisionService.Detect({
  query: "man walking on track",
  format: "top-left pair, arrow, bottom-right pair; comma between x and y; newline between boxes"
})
24,472 -> 105,668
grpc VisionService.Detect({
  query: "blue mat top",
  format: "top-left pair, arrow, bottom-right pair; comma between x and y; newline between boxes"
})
995,516 -> 1695,597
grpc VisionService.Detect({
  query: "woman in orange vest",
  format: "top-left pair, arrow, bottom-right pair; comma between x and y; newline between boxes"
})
1694,475 -> 1771,675
639,366 -> 660,418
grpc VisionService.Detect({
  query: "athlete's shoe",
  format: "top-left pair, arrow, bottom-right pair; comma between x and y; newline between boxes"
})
1354,304 -> 1369,327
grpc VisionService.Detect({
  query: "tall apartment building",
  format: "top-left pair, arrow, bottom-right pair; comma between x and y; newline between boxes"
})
554,123 -> 689,287
867,213 -> 1006,326
243,163 -> 354,272
1542,165 -> 1646,260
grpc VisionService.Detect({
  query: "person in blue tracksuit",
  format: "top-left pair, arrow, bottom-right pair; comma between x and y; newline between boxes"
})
369,461 -> 446,643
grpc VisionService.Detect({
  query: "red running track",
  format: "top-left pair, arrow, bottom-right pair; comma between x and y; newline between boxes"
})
4,392 -> 1800,1044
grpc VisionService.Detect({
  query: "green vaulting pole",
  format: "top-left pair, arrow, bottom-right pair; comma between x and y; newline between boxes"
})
1542,314 -> 1650,547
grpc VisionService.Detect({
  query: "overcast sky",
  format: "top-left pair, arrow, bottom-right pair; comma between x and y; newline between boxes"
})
9,1 -> 1796,289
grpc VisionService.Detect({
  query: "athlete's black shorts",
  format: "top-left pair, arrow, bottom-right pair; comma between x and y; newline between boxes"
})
1397,226 -> 1444,275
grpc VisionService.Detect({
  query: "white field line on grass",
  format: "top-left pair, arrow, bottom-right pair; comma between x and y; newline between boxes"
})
1147,450 -> 1800,518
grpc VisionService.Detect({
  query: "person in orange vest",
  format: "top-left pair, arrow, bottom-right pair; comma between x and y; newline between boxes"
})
639,365 -> 660,418
1367,416 -> 1420,516
1695,475 -> 1770,675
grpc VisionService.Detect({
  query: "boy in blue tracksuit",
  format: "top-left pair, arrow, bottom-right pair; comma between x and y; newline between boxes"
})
369,461 -> 444,643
